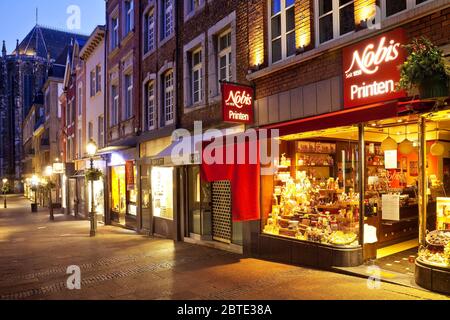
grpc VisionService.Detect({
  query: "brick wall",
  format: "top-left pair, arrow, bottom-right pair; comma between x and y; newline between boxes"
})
106,0 -> 140,144
253,7 -> 450,102
177,0 -> 253,131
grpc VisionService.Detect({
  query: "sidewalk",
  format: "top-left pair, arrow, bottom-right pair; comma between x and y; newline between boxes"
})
0,195 -> 449,300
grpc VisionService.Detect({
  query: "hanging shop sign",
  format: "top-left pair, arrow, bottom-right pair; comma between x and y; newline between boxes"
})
53,163 -> 64,174
125,160 -> 135,191
222,82 -> 254,124
343,28 -> 407,109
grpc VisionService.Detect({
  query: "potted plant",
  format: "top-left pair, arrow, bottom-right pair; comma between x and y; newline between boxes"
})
85,168 -> 103,181
398,37 -> 450,99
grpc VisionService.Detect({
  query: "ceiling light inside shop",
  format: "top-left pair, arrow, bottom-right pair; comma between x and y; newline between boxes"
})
381,136 -> 398,152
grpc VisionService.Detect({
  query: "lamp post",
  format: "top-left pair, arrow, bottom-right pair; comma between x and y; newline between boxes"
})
31,175 -> 39,213
86,139 -> 98,237
2,178 -> 8,209
45,165 -> 54,221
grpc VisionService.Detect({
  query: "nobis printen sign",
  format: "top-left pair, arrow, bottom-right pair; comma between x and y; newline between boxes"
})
221,82 -> 254,124
343,28 -> 407,109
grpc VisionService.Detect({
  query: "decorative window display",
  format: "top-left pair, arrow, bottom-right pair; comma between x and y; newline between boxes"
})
263,128 -> 361,248
151,167 -> 174,220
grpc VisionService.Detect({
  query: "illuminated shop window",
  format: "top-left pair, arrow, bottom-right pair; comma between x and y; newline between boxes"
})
151,167 -> 174,220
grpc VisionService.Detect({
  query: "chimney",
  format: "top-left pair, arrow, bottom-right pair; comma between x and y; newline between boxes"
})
2,41 -> 6,57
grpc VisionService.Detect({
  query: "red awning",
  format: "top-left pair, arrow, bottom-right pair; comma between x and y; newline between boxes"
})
262,101 -> 399,136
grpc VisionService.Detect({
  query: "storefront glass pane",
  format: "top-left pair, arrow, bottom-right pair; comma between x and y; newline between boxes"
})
151,167 -> 174,220
263,125 -> 361,248
140,165 -> 151,230
416,112 -> 450,268
111,166 -> 126,224
128,165 -> 138,216
364,115 -> 420,253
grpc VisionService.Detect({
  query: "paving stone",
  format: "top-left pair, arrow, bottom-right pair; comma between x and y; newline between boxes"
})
0,196 -> 449,301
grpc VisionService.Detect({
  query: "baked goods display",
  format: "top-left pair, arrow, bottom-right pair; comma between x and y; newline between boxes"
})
263,171 -> 360,248
418,231 -> 450,268
426,230 -> 450,247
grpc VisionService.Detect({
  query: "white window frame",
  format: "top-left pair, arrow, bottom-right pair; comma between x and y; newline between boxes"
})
124,0 -> 134,35
268,0 -> 296,65
78,84 -> 83,116
162,0 -> 174,40
111,16 -> 119,50
164,70 -> 174,126
90,70 -> 96,97
98,116 -> 104,149
315,0 -> 355,46
145,8 -> 155,53
191,48 -> 203,105
217,29 -> 232,83
124,74 -> 133,120
184,0 -> 205,21
381,0 -> 431,19
96,65 -> 102,93
111,85 -> 119,126
207,12 -> 237,100
147,81 -> 156,130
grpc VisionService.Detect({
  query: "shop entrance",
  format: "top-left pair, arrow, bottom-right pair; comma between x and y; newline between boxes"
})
211,181 -> 232,244
111,166 -> 126,225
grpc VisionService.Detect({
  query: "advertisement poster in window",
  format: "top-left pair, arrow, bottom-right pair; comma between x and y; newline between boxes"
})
125,161 -> 135,191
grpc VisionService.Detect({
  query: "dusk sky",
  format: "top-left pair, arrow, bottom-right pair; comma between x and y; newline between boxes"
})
0,0 -> 105,54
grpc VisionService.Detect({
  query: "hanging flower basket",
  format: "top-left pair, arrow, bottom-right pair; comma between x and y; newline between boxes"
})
1,185 -> 10,194
398,37 -> 450,99
85,168 -> 103,181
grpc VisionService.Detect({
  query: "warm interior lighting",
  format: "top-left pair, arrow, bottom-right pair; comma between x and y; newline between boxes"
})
44,166 -> 53,177
354,0 -> 376,26
296,2 -> 311,49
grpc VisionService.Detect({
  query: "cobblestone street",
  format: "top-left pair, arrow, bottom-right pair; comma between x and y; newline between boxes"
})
0,196 -> 448,300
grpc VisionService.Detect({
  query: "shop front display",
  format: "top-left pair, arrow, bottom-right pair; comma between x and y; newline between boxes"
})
263,135 -> 361,249
110,165 -> 126,225
151,166 -> 174,237
414,111 -> 450,294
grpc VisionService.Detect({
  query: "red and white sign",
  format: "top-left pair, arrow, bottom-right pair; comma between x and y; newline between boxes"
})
222,83 -> 254,124
343,28 -> 407,109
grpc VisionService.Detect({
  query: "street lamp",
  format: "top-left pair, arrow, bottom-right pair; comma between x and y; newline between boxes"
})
44,165 -> 54,221
2,178 -> 8,209
86,139 -> 98,237
31,175 -> 39,213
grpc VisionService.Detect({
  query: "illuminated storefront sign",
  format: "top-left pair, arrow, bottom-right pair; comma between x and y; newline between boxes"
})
343,28 -> 407,109
222,83 -> 254,124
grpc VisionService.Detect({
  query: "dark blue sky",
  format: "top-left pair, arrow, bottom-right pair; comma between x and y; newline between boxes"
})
0,0 -> 105,54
